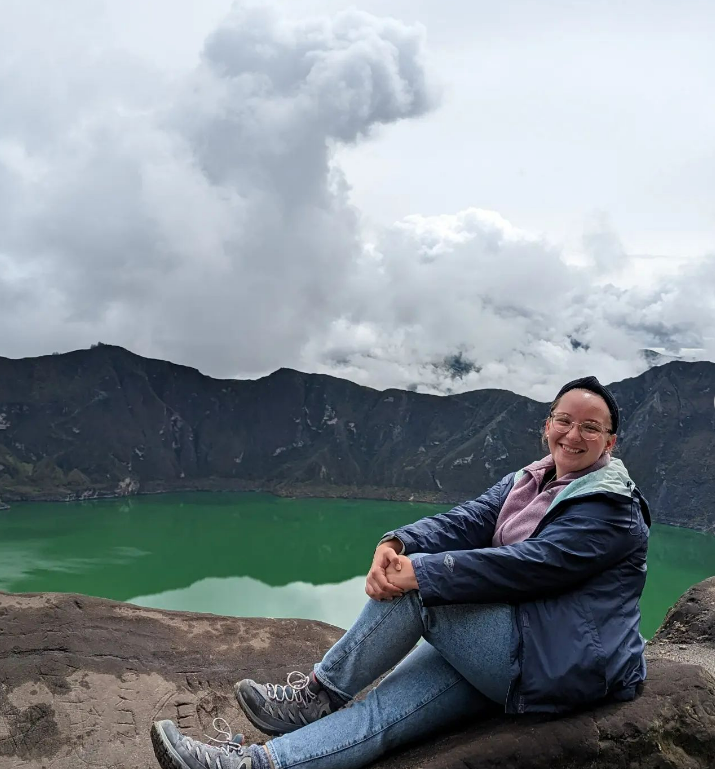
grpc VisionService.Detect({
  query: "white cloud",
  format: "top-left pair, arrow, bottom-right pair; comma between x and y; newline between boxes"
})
0,0 -> 713,402
307,209 -> 715,399
0,1 -> 436,376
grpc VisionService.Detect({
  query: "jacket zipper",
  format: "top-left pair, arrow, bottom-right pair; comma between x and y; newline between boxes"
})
506,605 -> 526,714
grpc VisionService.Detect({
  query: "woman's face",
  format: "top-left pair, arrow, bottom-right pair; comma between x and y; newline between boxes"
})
545,389 -> 617,477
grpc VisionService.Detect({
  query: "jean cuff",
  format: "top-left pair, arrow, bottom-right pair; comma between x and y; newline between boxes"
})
264,741 -> 281,769
313,664 -> 352,704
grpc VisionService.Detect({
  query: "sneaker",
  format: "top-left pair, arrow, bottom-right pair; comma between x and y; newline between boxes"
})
235,671 -> 335,736
151,719 -> 252,769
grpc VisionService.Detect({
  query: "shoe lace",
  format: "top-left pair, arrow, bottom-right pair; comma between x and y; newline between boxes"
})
266,671 -> 316,707
179,718 -> 246,769
204,717 -> 245,749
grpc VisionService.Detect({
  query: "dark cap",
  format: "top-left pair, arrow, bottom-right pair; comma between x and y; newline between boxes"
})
553,376 -> 619,433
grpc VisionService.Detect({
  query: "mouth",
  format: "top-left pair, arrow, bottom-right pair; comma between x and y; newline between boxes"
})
558,443 -> 585,455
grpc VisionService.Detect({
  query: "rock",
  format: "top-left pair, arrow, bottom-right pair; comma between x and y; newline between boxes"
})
2,585 -> 715,769
652,577 -> 715,646
372,661 -> 715,769
0,592 -> 342,768
646,577 -> 715,685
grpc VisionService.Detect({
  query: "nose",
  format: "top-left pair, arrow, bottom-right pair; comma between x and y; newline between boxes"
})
563,423 -> 582,440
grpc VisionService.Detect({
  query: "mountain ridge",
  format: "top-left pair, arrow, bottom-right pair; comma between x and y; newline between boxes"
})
0,345 -> 713,531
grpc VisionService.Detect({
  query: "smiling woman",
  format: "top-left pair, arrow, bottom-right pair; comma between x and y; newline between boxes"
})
544,377 -> 619,477
150,375 -> 652,769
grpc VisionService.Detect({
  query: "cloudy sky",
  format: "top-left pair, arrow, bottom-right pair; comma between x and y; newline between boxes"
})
1,0 -> 713,400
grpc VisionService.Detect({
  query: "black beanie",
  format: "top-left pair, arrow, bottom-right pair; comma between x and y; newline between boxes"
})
553,376 -> 620,433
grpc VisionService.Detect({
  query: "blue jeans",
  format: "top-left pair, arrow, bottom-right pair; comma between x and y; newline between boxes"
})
265,570 -> 514,769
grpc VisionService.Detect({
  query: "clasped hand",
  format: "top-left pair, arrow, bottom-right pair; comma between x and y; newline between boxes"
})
365,542 -> 419,601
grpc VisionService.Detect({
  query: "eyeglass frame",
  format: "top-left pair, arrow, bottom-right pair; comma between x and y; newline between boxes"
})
548,412 -> 614,441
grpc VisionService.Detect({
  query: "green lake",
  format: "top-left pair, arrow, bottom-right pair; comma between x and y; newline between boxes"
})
1,492 -> 714,638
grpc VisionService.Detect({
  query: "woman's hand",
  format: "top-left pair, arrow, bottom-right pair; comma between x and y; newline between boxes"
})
386,556 -> 419,592
366,541 -> 405,601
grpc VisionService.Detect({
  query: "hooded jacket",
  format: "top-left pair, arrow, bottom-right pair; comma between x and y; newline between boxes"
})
385,458 -> 650,714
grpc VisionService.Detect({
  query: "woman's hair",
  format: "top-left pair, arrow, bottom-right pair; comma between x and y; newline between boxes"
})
548,376 -> 619,433
541,378 -> 620,451
547,390 -> 613,431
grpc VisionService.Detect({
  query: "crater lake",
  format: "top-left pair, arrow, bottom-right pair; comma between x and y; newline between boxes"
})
1,492 -> 714,638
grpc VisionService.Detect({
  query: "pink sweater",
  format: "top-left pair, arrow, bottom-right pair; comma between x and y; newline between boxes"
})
492,453 -> 610,547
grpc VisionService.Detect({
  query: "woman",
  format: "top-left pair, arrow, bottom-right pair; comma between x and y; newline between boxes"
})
151,376 -> 650,769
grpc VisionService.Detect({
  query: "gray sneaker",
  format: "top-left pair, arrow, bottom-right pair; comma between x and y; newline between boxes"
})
151,719 -> 252,769
235,671 -> 335,736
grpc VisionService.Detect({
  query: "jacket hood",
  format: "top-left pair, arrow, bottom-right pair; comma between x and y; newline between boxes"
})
556,457 -> 633,501
513,455 -> 627,497
547,458 -> 652,527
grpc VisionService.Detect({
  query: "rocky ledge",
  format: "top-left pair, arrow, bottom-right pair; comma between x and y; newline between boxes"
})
2,581 -> 715,769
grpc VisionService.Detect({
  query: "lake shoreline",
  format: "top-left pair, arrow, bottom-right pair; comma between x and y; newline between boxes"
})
0,479 -> 712,534
0,479 -> 467,508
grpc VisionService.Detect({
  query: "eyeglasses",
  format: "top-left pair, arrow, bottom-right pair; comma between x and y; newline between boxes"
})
549,414 -> 612,441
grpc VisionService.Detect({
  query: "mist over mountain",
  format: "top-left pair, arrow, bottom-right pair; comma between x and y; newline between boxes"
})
0,345 -> 713,531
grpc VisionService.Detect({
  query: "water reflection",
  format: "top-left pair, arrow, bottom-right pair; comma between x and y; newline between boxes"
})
128,575 -> 367,630
0,543 -> 151,584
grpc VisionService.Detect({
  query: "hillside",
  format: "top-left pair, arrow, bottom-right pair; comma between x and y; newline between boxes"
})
0,346 -> 713,530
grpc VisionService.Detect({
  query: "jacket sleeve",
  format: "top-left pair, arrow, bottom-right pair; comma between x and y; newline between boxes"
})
381,474 -> 515,555
412,495 -> 645,606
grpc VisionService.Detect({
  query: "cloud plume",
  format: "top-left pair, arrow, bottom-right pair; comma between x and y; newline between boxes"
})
0,1 -> 436,375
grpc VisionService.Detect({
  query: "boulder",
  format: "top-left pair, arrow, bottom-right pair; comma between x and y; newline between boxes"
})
2,582 -> 715,769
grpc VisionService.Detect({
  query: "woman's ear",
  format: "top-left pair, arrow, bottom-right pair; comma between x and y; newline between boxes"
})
605,433 -> 617,454
541,418 -> 551,446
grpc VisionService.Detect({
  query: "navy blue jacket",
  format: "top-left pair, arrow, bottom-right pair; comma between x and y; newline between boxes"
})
386,459 -> 650,714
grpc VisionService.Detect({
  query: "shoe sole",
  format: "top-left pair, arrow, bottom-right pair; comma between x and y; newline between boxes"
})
150,721 -> 190,769
234,682 -> 298,737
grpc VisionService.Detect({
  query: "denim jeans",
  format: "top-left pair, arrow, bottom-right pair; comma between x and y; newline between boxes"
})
265,561 -> 514,769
